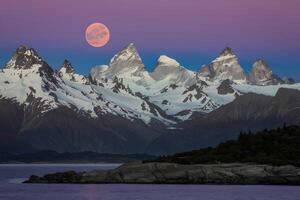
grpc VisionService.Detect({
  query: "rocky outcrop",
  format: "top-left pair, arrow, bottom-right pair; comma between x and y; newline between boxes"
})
25,162 -> 300,185
217,79 -> 235,95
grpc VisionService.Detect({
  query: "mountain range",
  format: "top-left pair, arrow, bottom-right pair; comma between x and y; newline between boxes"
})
0,44 -> 299,155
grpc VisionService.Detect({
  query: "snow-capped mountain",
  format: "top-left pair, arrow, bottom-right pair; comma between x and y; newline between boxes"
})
248,59 -> 284,85
90,43 -> 154,87
1,44 -> 299,124
58,60 -> 88,84
199,47 -> 247,83
151,55 -> 196,86
0,45 -> 175,126
0,45 -> 60,113
1,44 -> 300,154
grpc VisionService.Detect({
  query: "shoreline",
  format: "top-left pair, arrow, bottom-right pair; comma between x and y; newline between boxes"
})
0,162 -> 123,165
24,162 -> 300,185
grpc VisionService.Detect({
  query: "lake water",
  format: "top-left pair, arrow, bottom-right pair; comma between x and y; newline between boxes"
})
0,164 -> 299,200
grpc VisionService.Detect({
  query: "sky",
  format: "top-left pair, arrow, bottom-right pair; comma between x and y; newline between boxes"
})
0,0 -> 299,80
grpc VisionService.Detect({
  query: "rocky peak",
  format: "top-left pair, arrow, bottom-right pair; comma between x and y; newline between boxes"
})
108,43 -> 145,76
249,59 -> 283,85
110,43 -> 141,63
2,46 -> 59,91
57,60 -> 88,84
90,43 -> 153,87
252,59 -> 270,72
16,45 -> 39,56
59,60 -> 75,75
212,47 -> 236,63
198,47 -> 246,82
219,47 -> 234,57
5,45 -> 50,71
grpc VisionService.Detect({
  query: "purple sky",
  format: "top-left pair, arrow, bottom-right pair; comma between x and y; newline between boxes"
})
0,0 -> 299,79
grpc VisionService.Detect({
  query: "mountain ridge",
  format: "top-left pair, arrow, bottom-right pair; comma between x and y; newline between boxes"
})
0,44 -> 300,155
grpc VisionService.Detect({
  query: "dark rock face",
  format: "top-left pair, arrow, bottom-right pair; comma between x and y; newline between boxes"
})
183,81 -> 208,95
0,98 -> 35,153
25,163 -> 300,185
1,88 -> 300,155
217,79 -> 235,95
145,88 -> 300,155
5,45 -> 45,70
0,98 -> 162,154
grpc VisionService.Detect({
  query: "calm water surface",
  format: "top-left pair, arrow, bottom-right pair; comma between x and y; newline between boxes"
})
0,164 -> 299,200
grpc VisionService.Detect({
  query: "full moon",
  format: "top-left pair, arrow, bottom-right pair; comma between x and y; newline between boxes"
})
85,23 -> 110,47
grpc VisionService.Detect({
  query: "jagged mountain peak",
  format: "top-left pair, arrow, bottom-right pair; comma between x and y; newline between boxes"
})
250,59 -> 272,79
219,47 -> 234,57
5,45 -> 49,70
59,59 -> 75,74
199,47 -> 246,82
249,59 -> 283,85
3,45 -> 58,87
110,43 -> 143,65
58,60 -> 87,84
89,43 -> 153,87
212,47 -> 237,63
15,45 -> 39,58
98,43 -> 146,78
252,59 -> 269,70
125,42 -> 137,51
